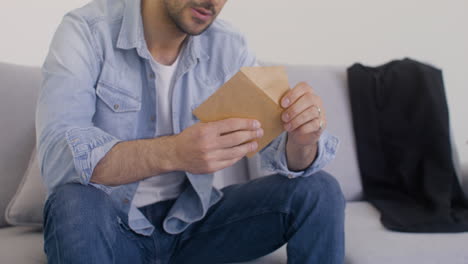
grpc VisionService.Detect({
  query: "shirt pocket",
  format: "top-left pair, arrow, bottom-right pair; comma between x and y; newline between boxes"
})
94,81 -> 142,140
96,81 -> 141,112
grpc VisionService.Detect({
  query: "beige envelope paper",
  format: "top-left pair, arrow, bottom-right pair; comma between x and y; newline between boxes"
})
193,66 -> 290,157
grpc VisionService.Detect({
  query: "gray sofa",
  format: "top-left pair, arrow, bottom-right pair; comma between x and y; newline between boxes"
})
1,61 -> 467,264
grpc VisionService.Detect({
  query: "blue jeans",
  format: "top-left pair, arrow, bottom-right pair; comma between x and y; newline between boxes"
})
43,171 -> 345,264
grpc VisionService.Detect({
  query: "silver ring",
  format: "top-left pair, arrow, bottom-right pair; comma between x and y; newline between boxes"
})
319,119 -> 323,130
313,105 -> 321,117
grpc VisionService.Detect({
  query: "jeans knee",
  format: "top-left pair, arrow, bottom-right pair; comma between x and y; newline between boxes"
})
290,171 -> 346,217
315,171 -> 346,208
44,183 -> 115,231
43,184 -> 125,262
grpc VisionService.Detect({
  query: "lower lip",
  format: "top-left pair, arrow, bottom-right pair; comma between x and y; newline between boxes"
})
191,8 -> 212,22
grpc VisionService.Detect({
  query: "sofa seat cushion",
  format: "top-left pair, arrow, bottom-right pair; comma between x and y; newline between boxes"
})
346,202 -> 468,264
4,203 -> 468,264
0,226 -> 45,264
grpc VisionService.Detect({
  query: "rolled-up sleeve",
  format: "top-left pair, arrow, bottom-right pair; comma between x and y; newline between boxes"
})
65,127 -> 120,188
36,13 -> 120,194
259,129 -> 339,179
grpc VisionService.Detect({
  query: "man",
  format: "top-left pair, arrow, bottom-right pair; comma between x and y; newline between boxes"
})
37,0 -> 345,263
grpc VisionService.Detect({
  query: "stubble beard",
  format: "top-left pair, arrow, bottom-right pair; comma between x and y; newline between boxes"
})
164,0 -> 217,36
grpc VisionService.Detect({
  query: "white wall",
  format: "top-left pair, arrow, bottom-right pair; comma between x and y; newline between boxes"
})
1,0 -> 467,164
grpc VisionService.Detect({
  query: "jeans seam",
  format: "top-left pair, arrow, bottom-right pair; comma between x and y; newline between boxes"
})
47,195 -> 63,264
51,220 -> 62,263
285,211 -> 299,241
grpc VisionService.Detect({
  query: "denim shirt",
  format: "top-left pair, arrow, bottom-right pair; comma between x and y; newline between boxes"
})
36,0 -> 339,236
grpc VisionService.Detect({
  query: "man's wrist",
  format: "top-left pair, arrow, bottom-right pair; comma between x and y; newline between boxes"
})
151,135 -> 180,173
286,137 -> 319,172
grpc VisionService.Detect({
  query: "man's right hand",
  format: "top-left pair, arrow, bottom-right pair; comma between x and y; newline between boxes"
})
172,118 -> 264,174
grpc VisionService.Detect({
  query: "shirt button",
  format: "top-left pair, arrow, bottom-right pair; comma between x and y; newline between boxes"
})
113,104 -> 120,110
123,198 -> 130,204
288,174 -> 294,179
149,72 -> 155,79
150,115 -> 156,122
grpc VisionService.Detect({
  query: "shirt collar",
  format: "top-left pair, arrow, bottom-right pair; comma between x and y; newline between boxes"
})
116,0 -> 209,62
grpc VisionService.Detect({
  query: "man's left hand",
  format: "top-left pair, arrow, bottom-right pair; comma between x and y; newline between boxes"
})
280,82 -> 326,147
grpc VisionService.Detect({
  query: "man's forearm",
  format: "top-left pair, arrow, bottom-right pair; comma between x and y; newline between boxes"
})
91,136 -> 177,186
286,135 -> 318,172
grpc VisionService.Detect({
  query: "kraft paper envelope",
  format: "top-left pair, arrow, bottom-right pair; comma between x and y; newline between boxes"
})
193,66 -> 290,158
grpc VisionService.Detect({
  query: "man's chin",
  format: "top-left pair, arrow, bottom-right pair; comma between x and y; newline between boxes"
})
176,18 -> 214,36
189,28 -> 209,36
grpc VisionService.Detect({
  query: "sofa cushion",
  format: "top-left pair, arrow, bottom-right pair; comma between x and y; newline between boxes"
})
0,226 -> 45,264
5,203 -> 468,264
0,62 -> 41,227
6,147 -> 46,226
345,202 -> 468,264
285,65 -> 363,201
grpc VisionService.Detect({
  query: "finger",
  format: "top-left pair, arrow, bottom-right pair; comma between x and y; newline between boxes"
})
284,106 -> 319,132
217,140 -> 258,161
210,155 -> 246,173
214,118 -> 261,135
281,82 -> 312,108
292,118 -> 324,134
217,128 -> 263,149
281,93 -> 319,123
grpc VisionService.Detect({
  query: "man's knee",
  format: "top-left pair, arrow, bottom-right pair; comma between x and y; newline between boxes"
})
290,171 -> 346,216
43,184 -> 130,262
44,183 -> 115,230
47,182 -> 111,209
313,171 -> 346,207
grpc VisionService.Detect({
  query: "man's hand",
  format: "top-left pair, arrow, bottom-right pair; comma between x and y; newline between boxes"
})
280,82 -> 326,171
172,118 -> 263,174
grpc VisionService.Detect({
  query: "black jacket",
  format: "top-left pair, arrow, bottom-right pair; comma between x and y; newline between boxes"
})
348,58 -> 468,232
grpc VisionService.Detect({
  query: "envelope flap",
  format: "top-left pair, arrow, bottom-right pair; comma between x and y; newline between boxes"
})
240,66 -> 290,105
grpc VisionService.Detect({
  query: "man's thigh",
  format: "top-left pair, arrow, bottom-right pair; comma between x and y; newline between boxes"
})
43,183 -> 154,264
169,172 -> 334,264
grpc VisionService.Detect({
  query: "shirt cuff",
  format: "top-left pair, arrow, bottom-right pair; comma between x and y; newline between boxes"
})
65,127 -> 121,193
260,131 -> 339,179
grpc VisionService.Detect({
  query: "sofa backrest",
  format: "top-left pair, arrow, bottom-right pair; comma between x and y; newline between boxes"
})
1,61 -> 464,215
0,62 -> 365,228
285,65 -> 364,201
0,62 -> 41,227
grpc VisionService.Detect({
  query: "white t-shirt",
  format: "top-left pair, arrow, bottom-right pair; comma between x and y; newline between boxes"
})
132,55 -> 187,208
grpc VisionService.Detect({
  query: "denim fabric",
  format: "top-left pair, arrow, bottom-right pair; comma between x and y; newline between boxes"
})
36,0 -> 339,236
43,171 -> 345,264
